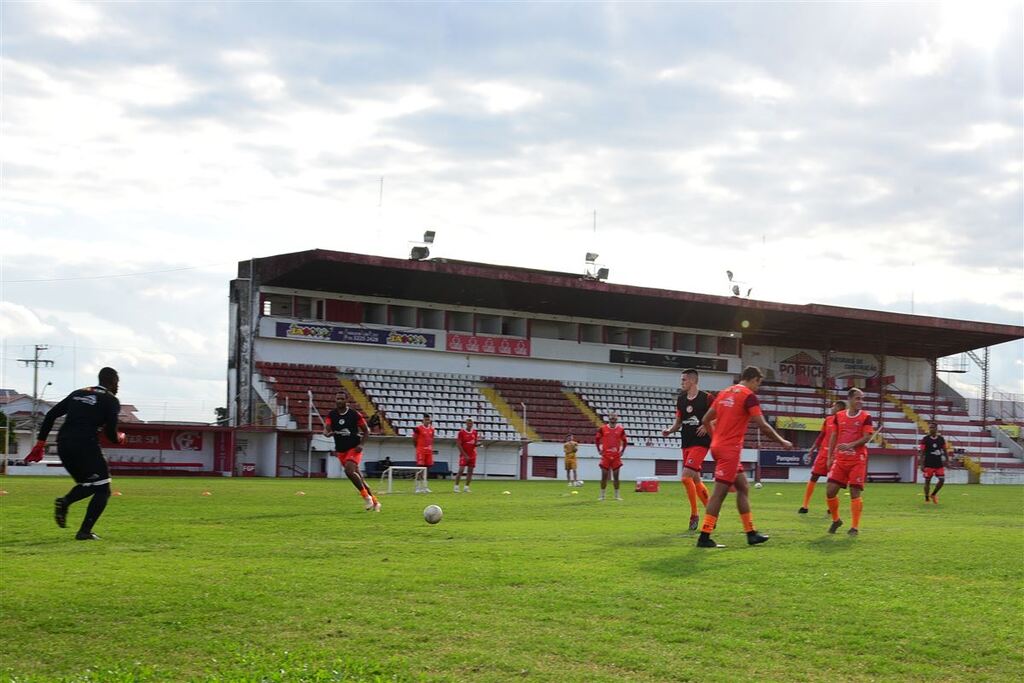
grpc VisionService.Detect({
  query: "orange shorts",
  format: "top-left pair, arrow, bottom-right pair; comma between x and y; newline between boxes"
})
711,445 -> 744,485
336,448 -> 362,466
923,467 -> 945,478
828,458 -> 867,489
682,446 -> 709,472
600,451 -> 623,470
416,449 -> 434,467
811,450 -> 831,478
459,451 -> 477,468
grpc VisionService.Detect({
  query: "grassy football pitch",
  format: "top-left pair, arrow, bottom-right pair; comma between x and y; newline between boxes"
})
2,476 -> 1022,682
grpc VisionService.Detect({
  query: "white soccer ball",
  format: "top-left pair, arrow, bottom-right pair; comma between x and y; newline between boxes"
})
754,482 -> 764,489
423,504 -> 443,525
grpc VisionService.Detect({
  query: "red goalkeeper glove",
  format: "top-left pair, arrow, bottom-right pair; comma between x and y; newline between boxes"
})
117,431 -> 127,445
25,440 -> 46,463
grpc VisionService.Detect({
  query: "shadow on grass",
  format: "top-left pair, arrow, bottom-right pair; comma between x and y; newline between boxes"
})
804,535 -> 858,554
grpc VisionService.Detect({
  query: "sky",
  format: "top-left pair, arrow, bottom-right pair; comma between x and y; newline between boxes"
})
1,0 -> 1022,422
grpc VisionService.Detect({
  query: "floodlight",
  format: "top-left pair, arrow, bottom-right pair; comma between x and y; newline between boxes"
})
596,267 -> 609,280
746,287 -> 753,297
732,284 -> 740,296
423,231 -> 436,244
586,252 -> 599,263
726,270 -> 734,281
410,246 -> 430,260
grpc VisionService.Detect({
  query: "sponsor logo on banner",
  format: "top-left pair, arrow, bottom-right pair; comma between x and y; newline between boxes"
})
446,333 -> 530,357
609,350 -> 728,372
275,322 -> 436,349
776,415 -> 825,432
760,449 -> 812,467
997,424 -> 1021,439
778,351 -> 824,387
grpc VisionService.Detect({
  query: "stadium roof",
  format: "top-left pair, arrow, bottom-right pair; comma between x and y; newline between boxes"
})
242,250 -> 1023,359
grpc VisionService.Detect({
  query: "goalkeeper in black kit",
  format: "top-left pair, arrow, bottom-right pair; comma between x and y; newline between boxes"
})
26,367 -> 125,540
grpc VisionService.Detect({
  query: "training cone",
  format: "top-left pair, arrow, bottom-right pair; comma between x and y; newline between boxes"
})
502,491 -> 511,495
0,490 -> 8,496
113,491 -> 123,496
202,491 -> 212,496
295,491 -> 306,496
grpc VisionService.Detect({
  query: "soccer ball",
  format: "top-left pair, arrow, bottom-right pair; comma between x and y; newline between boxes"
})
423,504 -> 443,525
754,482 -> 764,489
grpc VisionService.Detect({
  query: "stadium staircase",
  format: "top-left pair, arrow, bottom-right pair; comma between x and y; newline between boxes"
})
254,362 -> 340,429
562,389 -> 605,429
486,378 -> 596,442
478,386 -> 539,441
338,377 -> 396,436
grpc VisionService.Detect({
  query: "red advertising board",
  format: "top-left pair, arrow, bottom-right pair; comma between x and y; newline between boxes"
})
446,333 -> 530,357
102,429 -> 204,451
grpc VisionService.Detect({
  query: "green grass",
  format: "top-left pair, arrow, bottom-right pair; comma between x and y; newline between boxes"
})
2,477 -> 1022,682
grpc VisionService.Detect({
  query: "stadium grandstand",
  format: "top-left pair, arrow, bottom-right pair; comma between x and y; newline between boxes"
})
216,249 -> 1023,484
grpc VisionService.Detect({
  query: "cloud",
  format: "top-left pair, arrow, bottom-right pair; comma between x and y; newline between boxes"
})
463,81 -> 543,113
30,0 -> 120,43
0,302 -> 56,339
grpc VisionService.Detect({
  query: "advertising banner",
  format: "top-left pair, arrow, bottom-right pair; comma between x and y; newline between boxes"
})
776,416 -> 825,432
103,429 -> 204,451
609,350 -> 728,372
446,333 -> 531,357
275,322 -> 436,349
759,449 -> 812,467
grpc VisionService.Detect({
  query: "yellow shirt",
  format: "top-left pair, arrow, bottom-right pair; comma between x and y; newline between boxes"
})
564,442 -> 578,456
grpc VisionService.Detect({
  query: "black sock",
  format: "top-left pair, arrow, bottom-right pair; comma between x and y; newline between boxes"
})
932,480 -> 944,496
78,484 -> 111,534
64,485 -> 93,505
698,531 -> 711,540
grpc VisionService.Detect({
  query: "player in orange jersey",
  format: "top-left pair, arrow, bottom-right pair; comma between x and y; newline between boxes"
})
412,413 -> 435,494
826,388 -> 874,536
596,414 -> 628,501
454,418 -> 479,493
697,366 -> 792,548
662,369 -> 713,530
798,399 -> 845,514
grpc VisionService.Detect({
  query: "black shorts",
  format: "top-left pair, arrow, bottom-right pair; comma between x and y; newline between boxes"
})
57,441 -> 110,486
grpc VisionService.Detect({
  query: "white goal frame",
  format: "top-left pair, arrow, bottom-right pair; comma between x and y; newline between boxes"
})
379,466 -> 428,494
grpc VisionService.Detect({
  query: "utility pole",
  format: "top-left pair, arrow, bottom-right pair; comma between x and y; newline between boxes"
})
18,345 -> 54,436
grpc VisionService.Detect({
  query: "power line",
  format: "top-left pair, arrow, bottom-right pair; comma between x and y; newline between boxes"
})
2,262 -> 232,284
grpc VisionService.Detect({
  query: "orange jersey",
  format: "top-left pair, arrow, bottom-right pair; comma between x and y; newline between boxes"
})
833,410 -> 873,460
596,424 -> 627,455
457,428 -> 478,455
412,424 -> 435,452
709,384 -> 762,451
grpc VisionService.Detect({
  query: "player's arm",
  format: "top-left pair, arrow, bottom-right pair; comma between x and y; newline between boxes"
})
36,397 -> 70,442
701,405 -> 717,435
620,430 -> 628,456
828,429 -> 839,468
322,416 -> 333,437
102,396 -> 123,444
752,414 -> 792,448
356,416 -> 369,450
662,412 -> 683,437
456,434 -> 468,458
846,423 -> 875,450
810,425 -> 826,456
27,396 -> 72,462
918,438 -> 927,470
